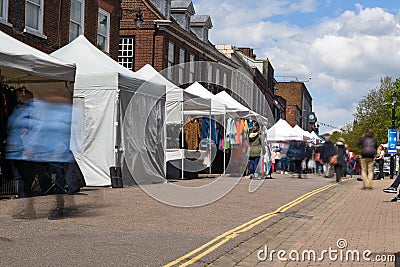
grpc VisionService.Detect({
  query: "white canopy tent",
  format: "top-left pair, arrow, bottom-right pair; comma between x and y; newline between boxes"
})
52,36 -> 166,186
185,82 -> 226,115
136,65 -> 212,179
214,91 -> 269,126
293,125 -> 312,141
0,29 -> 76,100
267,119 -> 303,142
136,64 -> 210,124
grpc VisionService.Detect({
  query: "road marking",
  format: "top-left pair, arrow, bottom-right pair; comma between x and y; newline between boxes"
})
164,180 -> 348,267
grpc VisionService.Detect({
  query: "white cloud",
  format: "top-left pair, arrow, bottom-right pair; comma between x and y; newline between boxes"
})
193,1 -> 400,134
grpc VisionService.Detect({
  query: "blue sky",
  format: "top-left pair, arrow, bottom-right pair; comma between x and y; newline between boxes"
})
192,0 -> 400,134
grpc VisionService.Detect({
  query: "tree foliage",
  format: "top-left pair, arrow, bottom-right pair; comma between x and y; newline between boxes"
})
329,76 -> 400,154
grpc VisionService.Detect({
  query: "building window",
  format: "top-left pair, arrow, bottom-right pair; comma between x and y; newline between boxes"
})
167,41 -> 175,80
208,63 -> 213,83
215,68 -> 220,85
97,9 -> 110,52
189,54 -> 195,83
69,0 -> 84,42
178,48 -> 185,84
0,0 -> 8,21
223,72 -> 227,88
25,0 -> 43,33
118,37 -> 135,71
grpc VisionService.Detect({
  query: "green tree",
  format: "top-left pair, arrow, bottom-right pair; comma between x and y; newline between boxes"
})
353,76 -> 396,145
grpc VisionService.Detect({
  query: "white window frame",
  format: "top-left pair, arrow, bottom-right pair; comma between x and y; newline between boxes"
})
118,37 -> 135,71
223,72 -> 227,88
25,0 -> 44,35
0,0 -> 9,22
207,63 -> 213,83
215,68 -> 220,85
178,48 -> 185,84
69,0 -> 85,42
167,41 -> 175,80
189,54 -> 195,83
97,8 -> 110,52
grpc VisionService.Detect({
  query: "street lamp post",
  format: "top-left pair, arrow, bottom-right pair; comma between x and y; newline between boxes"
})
390,92 -> 397,179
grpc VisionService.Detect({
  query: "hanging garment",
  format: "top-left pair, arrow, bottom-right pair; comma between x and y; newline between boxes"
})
184,118 -> 201,150
201,117 -> 217,143
226,118 -> 237,145
243,119 -> 249,139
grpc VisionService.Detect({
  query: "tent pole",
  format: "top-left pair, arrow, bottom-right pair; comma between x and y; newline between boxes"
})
223,111 -> 226,175
181,102 -> 184,180
209,110 -> 212,175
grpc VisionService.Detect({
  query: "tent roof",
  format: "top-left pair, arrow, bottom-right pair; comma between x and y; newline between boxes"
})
0,29 -> 76,82
185,82 -> 225,114
136,64 -> 178,92
51,35 -> 141,79
214,91 -> 249,113
52,36 -> 166,97
293,125 -> 312,139
267,119 -> 303,141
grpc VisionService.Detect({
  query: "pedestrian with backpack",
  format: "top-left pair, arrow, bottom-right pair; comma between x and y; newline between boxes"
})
357,129 -> 378,189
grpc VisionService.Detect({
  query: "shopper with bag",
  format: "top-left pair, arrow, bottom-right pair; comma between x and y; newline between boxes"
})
334,138 -> 347,183
321,134 -> 335,177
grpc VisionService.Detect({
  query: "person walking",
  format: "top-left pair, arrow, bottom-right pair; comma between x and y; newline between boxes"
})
321,134 -> 335,178
334,138 -> 347,182
357,129 -> 378,189
248,126 -> 262,178
374,144 -> 385,180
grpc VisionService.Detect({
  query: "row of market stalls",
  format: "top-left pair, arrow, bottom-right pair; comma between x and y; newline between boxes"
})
1,28 -> 322,191
1,30 -> 276,191
267,119 -> 323,144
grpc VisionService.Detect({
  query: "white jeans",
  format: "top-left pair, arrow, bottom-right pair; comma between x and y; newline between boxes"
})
323,163 -> 331,177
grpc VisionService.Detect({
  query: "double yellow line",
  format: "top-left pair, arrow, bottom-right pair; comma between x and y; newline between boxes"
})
164,182 -> 340,267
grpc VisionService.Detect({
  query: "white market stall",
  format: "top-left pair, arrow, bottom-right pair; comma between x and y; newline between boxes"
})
267,119 -> 303,142
0,29 -> 76,98
52,36 -> 166,186
137,65 -> 211,179
0,29 -> 76,195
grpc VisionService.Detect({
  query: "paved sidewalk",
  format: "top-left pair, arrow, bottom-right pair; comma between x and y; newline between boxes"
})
209,176 -> 400,266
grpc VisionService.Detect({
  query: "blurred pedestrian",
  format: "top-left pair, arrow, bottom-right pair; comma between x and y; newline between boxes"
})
357,129 -> 378,189
334,138 -> 347,183
287,140 -> 306,178
248,126 -> 262,178
321,134 -> 335,178
374,144 -> 385,180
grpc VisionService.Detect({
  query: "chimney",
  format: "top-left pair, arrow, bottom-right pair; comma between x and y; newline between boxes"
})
238,47 -> 256,59
170,0 -> 195,31
190,15 -> 213,43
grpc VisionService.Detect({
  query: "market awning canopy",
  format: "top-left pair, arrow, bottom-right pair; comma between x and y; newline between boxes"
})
0,29 -> 76,82
185,82 -> 226,115
267,119 -> 303,141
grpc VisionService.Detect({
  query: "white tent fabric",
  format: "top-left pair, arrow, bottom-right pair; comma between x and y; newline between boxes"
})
185,82 -> 225,115
267,119 -> 303,141
214,91 -> 269,126
0,30 -> 76,82
310,131 -> 323,143
52,36 -> 165,186
136,64 -> 210,124
293,125 -> 311,140
0,29 -> 76,101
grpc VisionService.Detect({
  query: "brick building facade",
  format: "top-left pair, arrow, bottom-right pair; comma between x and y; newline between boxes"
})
0,0 -> 121,60
119,0 -> 237,81
275,81 -> 313,131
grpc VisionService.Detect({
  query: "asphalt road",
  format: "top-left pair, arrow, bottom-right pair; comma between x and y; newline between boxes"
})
0,173 -> 337,267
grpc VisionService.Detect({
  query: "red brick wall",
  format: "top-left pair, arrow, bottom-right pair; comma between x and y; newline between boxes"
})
286,105 -> 300,127
0,0 -> 121,59
276,82 -> 303,106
